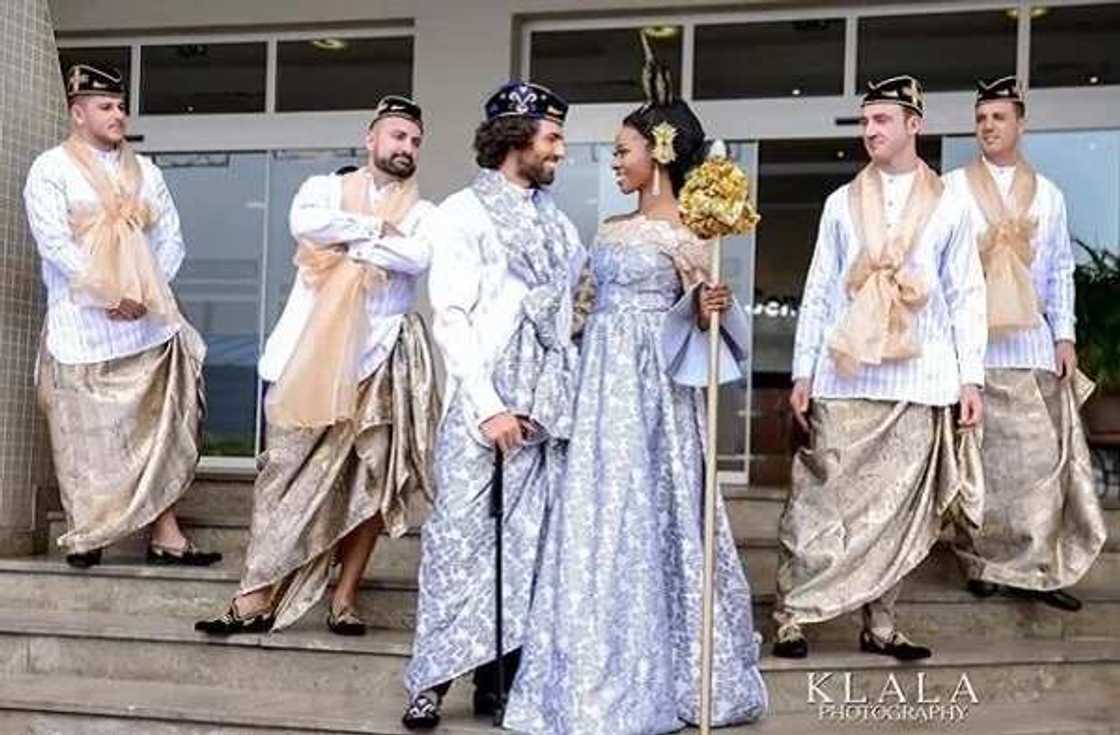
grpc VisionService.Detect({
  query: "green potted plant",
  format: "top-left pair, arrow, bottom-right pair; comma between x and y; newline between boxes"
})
1073,239 -> 1120,437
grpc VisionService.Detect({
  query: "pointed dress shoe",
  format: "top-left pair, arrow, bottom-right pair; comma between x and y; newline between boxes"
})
772,625 -> 809,658
966,579 -> 1000,598
147,542 -> 222,567
859,629 -> 932,661
327,606 -> 367,636
65,548 -> 102,568
194,603 -> 274,636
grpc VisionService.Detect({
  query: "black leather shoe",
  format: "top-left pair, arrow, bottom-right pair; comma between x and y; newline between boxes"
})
860,629 -> 931,661
473,689 -> 504,718
966,579 -> 1000,598
65,548 -> 102,568
147,542 -> 222,567
772,635 -> 809,659
1037,589 -> 1082,612
402,691 -> 442,730
194,604 -> 273,636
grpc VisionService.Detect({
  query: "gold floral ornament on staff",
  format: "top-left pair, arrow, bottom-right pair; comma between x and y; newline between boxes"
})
679,141 -> 761,240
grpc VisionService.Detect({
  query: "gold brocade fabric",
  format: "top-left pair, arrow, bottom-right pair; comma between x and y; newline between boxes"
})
36,326 -> 206,554
241,315 -> 440,630
953,369 -> 1105,589
775,399 -> 982,627
62,137 -> 179,321
265,172 -> 418,429
965,158 -> 1041,337
827,163 -> 943,376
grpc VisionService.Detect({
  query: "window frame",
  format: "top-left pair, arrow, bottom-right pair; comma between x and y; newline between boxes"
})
519,0 -> 1120,145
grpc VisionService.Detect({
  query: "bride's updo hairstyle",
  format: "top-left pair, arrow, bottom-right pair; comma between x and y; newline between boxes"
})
621,33 -> 707,197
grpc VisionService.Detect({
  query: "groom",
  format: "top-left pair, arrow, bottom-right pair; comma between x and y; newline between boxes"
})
401,82 -> 585,729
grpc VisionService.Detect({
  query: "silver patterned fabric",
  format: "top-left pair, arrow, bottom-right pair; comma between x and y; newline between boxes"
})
240,315 -> 439,631
503,221 -> 768,735
953,368 -> 1105,590
405,171 -> 580,695
37,325 -> 206,554
475,168 -> 580,440
775,399 -> 983,632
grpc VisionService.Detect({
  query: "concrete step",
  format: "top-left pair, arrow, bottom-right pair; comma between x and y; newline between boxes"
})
48,480 -> 1120,567
0,609 -> 1116,718
7,541 -> 1120,639
1,673 -> 1117,734
4,672 -> 1115,734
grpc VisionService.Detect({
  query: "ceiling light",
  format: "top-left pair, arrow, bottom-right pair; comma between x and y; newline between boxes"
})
1006,7 -> 1049,20
1089,75 -> 1101,84
791,88 -> 802,96
311,38 -> 348,51
641,26 -> 679,40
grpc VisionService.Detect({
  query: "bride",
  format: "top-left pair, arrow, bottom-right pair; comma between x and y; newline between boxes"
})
501,46 -> 769,735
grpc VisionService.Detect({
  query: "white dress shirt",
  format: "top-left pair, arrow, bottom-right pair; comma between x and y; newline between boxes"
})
24,142 -> 184,364
943,158 -> 1075,373
427,178 -> 584,434
792,171 -> 987,406
258,172 -> 436,382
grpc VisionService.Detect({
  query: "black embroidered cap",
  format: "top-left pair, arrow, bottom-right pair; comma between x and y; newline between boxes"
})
976,75 -> 1025,110
861,75 -> 925,117
65,64 -> 126,100
484,82 -> 568,124
370,95 -> 423,131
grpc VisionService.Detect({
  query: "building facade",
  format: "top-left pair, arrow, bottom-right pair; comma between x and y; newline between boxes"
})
47,0 -> 1120,488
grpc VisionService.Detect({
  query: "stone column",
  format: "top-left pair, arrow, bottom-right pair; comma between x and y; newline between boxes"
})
0,0 -> 66,555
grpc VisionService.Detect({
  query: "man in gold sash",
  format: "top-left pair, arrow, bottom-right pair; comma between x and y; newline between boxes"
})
195,96 -> 440,636
944,77 -> 1106,612
24,64 -> 220,570
774,76 -> 986,660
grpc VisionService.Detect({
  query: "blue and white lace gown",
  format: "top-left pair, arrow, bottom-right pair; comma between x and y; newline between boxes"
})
504,216 -> 768,735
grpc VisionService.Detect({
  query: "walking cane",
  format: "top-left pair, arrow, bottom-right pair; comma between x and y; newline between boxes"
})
491,447 -> 506,726
698,238 -> 723,735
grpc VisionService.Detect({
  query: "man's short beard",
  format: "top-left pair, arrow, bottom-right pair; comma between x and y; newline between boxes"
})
374,153 -> 415,179
519,156 -> 555,188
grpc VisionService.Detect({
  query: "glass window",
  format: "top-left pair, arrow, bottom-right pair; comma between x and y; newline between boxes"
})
277,37 -> 413,112
58,46 -> 131,97
694,19 -> 844,99
1030,3 -> 1120,88
141,43 -> 266,114
858,11 -> 1016,92
156,151 -> 267,456
944,129 -> 1120,251
529,26 -> 682,103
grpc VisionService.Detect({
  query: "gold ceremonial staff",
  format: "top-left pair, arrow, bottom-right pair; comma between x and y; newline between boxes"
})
678,140 -> 761,734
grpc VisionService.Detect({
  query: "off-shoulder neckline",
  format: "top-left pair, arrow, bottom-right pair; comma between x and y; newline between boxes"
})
601,212 -> 697,240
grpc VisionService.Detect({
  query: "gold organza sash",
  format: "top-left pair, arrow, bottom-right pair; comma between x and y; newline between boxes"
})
965,157 -> 1040,337
63,137 -> 178,321
265,171 -> 418,428
827,162 -> 943,376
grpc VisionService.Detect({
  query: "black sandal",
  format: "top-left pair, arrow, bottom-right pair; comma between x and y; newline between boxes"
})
327,606 -> 367,636
194,603 -> 274,636
147,541 -> 222,567
402,691 -> 442,730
